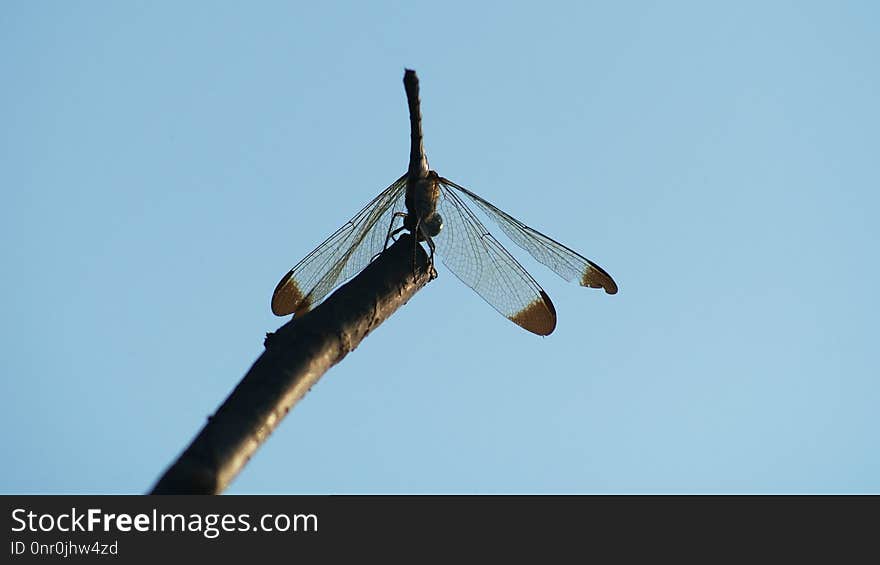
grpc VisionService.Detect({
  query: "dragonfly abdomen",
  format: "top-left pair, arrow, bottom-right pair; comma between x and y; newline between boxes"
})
404,69 -> 429,179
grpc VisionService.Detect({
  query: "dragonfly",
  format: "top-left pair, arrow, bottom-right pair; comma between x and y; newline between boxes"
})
272,69 -> 617,336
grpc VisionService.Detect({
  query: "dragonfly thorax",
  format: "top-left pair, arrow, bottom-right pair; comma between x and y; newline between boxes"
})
404,173 -> 443,240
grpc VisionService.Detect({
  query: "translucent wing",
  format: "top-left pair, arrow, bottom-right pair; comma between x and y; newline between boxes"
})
438,177 -> 618,295
433,181 -> 559,335
271,174 -> 408,316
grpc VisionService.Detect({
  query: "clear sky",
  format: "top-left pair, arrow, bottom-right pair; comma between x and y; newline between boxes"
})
2,1 -> 878,494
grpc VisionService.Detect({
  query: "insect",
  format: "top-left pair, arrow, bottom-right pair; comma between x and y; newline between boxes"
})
272,70 -> 617,335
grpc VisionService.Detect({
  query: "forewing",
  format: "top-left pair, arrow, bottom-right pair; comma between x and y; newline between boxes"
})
434,182 -> 558,335
271,174 -> 408,316
439,177 -> 618,295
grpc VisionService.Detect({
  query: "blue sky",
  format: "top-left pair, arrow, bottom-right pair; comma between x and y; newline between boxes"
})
2,1 -> 878,493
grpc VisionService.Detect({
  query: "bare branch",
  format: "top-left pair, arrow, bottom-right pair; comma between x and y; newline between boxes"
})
150,235 -> 431,494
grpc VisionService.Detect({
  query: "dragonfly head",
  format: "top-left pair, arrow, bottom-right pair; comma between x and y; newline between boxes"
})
422,212 -> 443,238
404,211 -> 443,240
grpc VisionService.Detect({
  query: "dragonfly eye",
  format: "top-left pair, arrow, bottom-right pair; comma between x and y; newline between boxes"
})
423,213 -> 443,237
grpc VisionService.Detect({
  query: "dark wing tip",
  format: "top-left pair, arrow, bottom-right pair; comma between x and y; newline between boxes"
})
510,290 -> 557,336
581,261 -> 618,295
270,271 -> 310,316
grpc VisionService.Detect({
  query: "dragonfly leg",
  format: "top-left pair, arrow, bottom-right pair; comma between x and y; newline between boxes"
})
384,212 -> 408,249
417,223 -> 439,280
389,226 -> 406,241
419,213 -> 441,280
410,218 -> 421,276
372,211 -> 409,263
